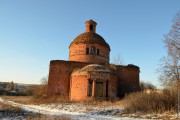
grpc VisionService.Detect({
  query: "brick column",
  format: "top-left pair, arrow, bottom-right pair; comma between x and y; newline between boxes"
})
92,80 -> 95,97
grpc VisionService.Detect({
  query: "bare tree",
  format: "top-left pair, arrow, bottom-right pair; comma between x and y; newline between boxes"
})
112,53 -> 123,65
158,12 -> 180,119
34,76 -> 48,97
159,57 -> 180,86
159,12 -> 180,86
5,81 -> 15,91
40,76 -> 48,85
109,53 -> 123,71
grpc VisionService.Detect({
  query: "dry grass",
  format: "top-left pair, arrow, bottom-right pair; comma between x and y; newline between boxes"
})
1,95 -> 126,110
123,89 -> 176,114
0,100 -> 21,111
1,95 -> 71,105
2,96 -> 33,104
32,96 -> 71,104
80,97 -> 125,108
0,94 -> 178,119
24,116 -> 71,120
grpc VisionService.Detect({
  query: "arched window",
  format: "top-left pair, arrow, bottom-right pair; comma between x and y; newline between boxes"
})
90,24 -> 93,31
91,46 -> 95,55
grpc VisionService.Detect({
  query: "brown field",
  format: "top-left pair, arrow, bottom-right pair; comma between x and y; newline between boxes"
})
0,91 -> 179,120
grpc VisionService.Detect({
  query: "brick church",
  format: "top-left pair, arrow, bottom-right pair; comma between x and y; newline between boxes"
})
47,20 -> 140,101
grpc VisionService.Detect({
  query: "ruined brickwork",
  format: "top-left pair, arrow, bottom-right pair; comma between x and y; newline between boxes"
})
47,20 -> 140,101
47,60 -> 90,97
69,43 -> 110,64
70,73 -> 89,101
69,64 -> 117,101
116,65 -> 140,97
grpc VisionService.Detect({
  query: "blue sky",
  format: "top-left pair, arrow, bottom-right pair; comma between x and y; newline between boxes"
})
0,1 -> 180,87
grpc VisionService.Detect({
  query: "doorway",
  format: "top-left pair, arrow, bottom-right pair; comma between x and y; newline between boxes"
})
95,81 -> 103,97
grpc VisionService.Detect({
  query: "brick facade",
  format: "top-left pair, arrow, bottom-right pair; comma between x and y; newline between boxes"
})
47,20 -> 140,101
47,60 -> 89,97
69,43 -> 109,64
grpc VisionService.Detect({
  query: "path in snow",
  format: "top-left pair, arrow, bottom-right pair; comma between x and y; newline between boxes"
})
0,97 -> 143,120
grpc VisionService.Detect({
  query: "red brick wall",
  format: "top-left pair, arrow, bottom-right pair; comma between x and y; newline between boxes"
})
47,60 -> 90,97
70,75 -> 89,101
116,65 -> 140,97
48,60 -> 140,99
108,73 -> 118,98
69,43 -> 110,64
70,71 -> 117,100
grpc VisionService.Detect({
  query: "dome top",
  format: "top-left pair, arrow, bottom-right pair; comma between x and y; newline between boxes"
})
69,32 -> 110,49
85,19 -> 97,25
69,19 -> 110,50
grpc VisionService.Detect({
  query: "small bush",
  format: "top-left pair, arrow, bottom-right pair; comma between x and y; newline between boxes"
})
19,87 -> 34,96
124,89 -> 177,113
33,85 -> 47,98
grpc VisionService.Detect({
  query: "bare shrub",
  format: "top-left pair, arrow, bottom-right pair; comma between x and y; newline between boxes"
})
124,89 -> 176,113
33,85 -> 48,98
139,81 -> 156,91
5,81 -> 15,91
32,86 -> 70,104
18,86 -> 35,96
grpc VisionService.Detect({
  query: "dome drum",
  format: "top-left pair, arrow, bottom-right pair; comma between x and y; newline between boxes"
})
69,43 -> 110,64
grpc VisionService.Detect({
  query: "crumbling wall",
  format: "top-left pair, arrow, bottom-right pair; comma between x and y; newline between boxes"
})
108,73 -> 118,98
70,74 -> 89,101
47,60 -> 89,97
116,64 -> 140,97
48,60 -> 140,100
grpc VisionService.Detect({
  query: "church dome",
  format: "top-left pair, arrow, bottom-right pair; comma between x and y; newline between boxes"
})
68,20 -> 110,64
69,32 -> 110,50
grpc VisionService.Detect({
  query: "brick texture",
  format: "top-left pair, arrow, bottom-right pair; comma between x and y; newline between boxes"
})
69,43 -> 109,64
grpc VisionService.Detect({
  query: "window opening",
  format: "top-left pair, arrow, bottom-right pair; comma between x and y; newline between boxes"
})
86,48 -> 89,54
90,24 -> 93,31
106,81 -> 109,97
95,81 -> 103,97
88,80 -> 92,96
97,49 -> 100,55
91,46 -> 95,55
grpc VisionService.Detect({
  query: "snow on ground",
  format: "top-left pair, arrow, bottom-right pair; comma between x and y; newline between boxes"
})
0,97 -> 143,120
